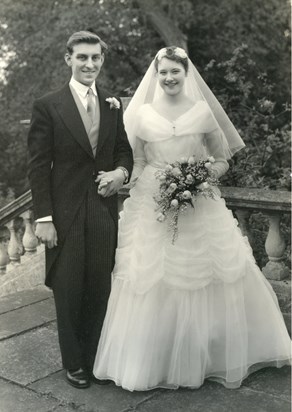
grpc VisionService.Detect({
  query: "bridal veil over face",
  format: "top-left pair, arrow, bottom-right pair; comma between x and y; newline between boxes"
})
124,47 -> 245,159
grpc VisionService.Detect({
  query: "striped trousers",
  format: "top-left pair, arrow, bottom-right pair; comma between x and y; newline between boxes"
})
51,182 -> 116,372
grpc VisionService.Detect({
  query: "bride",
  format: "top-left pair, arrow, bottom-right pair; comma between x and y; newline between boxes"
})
93,46 -> 291,391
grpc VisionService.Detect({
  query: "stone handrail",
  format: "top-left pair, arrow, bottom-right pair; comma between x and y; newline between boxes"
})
0,190 -> 33,227
221,187 -> 291,212
0,185 -> 291,331
0,186 -> 291,280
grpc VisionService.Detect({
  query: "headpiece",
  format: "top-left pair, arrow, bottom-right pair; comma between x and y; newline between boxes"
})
156,47 -> 188,61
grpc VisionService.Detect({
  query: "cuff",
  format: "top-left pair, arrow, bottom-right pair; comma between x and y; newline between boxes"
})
116,167 -> 129,184
36,216 -> 53,223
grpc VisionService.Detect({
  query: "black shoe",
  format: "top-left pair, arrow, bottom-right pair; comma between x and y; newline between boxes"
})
91,375 -> 112,385
66,368 -> 90,389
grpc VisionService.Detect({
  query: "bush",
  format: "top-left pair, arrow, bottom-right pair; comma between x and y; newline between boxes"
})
203,44 -> 291,190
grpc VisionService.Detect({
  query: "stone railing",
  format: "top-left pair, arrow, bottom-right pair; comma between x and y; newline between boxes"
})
0,187 -> 291,329
219,186 -> 291,281
0,190 -> 36,270
1,187 -> 290,279
120,186 -> 291,278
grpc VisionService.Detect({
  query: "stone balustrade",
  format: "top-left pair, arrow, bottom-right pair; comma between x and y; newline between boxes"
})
1,187 -> 290,279
220,186 -> 291,281
0,185 -> 291,329
0,191 -> 34,272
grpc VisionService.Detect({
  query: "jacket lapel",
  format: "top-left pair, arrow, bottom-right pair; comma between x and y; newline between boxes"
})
54,84 -> 94,159
95,86 -> 111,155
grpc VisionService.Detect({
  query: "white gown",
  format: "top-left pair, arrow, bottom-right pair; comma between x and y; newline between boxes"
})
93,102 -> 291,391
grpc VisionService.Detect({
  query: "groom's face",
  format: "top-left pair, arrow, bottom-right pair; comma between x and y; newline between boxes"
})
65,42 -> 104,86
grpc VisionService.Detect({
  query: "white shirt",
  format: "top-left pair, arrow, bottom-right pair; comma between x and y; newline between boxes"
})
69,76 -> 97,111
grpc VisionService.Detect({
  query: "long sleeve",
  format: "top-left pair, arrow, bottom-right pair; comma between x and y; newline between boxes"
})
205,129 -> 229,178
130,137 -> 147,183
27,98 -> 54,219
113,98 -> 134,179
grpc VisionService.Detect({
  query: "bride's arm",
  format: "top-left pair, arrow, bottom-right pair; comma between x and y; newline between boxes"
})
129,137 -> 147,184
204,130 -> 229,178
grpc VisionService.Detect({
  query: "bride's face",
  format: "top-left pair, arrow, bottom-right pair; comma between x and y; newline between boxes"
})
157,58 -> 186,96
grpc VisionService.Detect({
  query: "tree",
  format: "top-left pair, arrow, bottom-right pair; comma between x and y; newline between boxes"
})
0,0 -> 290,201
136,0 -> 192,50
0,0 -> 163,197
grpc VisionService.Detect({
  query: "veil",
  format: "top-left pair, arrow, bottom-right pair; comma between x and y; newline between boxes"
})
124,48 -> 245,159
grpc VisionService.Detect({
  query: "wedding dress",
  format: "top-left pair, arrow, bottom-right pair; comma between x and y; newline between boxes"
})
93,101 -> 291,391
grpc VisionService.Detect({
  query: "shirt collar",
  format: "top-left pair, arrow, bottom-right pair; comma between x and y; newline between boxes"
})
69,77 -> 97,98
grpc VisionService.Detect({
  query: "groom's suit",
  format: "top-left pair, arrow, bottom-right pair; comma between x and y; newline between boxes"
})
27,82 -> 133,371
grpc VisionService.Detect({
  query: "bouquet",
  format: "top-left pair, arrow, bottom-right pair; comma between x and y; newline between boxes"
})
154,156 -> 219,243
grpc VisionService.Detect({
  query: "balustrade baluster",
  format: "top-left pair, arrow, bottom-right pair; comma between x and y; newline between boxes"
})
0,239 -> 9,274
21,210 -> 38,254
235,209 -> 254,247
7,219 -> 21,264
262,212 -> 290,280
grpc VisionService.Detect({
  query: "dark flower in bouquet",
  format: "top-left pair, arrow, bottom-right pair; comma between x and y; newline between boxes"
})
154,156 -> 219,243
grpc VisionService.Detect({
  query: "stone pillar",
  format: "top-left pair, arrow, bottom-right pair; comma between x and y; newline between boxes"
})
7,219 -> 21,264
0,239 -> 9,274
21,210 -> 38,254
262,212 -> 290,280
235,209 -> 254,247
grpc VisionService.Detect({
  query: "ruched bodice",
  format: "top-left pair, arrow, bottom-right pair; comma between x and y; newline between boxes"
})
135,101 -> 217,143
131,102 -> 229,180
135,102 -> 215,166
144,134 -> 206,168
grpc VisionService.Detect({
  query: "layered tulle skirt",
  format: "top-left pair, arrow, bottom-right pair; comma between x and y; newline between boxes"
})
93,165 -> 291,391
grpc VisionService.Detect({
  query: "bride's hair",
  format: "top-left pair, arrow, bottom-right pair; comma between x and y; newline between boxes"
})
154,46 -> 189,73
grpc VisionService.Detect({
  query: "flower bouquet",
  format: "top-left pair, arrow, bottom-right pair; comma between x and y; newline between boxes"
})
154,156 -> 219,243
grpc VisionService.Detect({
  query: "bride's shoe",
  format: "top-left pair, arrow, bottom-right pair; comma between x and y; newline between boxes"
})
91,374 -> 111,385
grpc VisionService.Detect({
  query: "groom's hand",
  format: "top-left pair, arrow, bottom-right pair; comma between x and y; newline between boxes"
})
35,222 -> 58,249
96,170 -> 124,197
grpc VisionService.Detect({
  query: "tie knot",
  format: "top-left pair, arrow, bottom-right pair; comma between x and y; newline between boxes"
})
87,88 -> 94,96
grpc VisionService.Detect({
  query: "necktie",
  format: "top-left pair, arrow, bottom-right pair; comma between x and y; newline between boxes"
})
87,88 -> 96,121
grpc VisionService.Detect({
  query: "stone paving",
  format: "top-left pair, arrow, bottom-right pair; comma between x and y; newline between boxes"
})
0,287 -> 290,412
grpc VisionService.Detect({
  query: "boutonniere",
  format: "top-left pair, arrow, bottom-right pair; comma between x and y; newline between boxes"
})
105,97 -> 120,110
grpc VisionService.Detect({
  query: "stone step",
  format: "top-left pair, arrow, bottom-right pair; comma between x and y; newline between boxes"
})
0,323 -> 61,386
0,379 -> 72,412
0,297 -> 56,340
0,286 -> 52,315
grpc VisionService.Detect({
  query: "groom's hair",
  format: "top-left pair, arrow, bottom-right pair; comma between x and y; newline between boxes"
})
66,30 -> 108,55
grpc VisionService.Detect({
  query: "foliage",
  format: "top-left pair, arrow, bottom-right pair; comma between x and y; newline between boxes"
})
203,44 -> 291,190
0,0 -> 163,196
0,0 -> 290,199
186,0 -> 290,99
0,185 -> 15,209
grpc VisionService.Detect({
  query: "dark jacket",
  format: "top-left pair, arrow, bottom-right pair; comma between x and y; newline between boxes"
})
27,82 -> 133,282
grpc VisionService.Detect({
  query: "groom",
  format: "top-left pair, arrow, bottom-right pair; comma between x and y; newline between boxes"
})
27,31 -> 133,388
